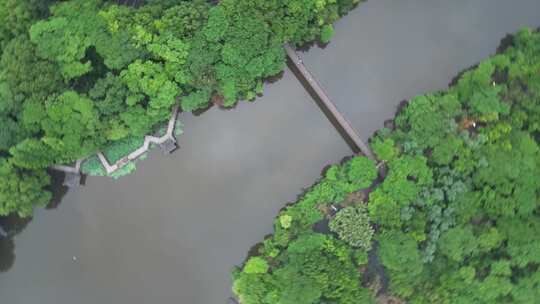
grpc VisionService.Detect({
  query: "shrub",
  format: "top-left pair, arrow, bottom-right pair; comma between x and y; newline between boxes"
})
329,205 -> 374,250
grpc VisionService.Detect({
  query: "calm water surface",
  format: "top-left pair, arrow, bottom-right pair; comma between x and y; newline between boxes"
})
1,1 -> 539,303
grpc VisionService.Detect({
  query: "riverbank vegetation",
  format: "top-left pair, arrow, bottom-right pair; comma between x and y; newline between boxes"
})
0,0 -> 362,216
232,28 -> 540,303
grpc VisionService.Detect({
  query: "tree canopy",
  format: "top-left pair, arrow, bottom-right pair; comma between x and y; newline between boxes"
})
0,0 -> 362,216
233,28 -> 540,303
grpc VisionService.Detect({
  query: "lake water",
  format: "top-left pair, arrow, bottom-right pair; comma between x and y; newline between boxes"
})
1,1 -> 539,303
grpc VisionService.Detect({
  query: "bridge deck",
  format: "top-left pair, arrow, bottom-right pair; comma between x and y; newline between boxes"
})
285,44 -> 375,160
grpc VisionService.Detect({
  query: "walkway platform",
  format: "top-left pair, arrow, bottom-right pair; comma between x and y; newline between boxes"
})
63,172 -> 81,187
159,138 -> 178,154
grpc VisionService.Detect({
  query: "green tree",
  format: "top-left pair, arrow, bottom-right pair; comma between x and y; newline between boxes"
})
330,205 -> 374,249
40,91 -> 104,161
243,257 -> 269,274
320,24 -> 334,44
9,138 -> 62,169
121,60 -> 179,120
438,226 -> 478,262
378,231 -> 424,297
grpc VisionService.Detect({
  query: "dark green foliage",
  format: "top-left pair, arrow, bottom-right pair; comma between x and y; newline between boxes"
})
0,159 -> 51,217
377,231 -> 424,297
0,0 -> 55,52
0,36 -> 65,109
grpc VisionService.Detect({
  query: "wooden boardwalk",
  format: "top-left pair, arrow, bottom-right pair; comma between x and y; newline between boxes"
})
52,105 -> 179,177
284,44 -> 376,160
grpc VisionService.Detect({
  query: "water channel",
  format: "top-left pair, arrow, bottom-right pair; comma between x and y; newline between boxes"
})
1,0 -> 539,303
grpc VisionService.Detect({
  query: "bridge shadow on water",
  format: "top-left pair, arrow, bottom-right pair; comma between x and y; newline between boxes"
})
0,171 -> 69,273
286,56 -> 361,155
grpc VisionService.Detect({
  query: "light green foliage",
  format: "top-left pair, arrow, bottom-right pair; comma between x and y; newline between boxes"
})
354,249 -> 368,266
102,136 -> 144,164
243,257 -> 269,274
6,4 -> 540,304
81,156 -> 106,176
29,0 -> 101,79
307,155 -> 377,205
121,60 -> 178,119
148,35 -> 190,84
330,205 -> 374,249
371,137 -> 398,162
279,214 -> 292,229
204,6 -> 228,42
29,0 -> 140,79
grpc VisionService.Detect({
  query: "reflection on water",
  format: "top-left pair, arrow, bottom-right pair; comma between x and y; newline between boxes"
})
0,171 -> 67,273
0,238 -> 15,272
45,170 -> 69,210
0,214 -> 31,272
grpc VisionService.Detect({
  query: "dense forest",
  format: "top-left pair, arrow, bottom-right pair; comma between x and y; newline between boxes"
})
0,0 -> 361,216
232,28 -> 540,303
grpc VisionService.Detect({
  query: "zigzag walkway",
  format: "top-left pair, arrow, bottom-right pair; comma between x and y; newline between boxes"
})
54,45 -> 376,186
